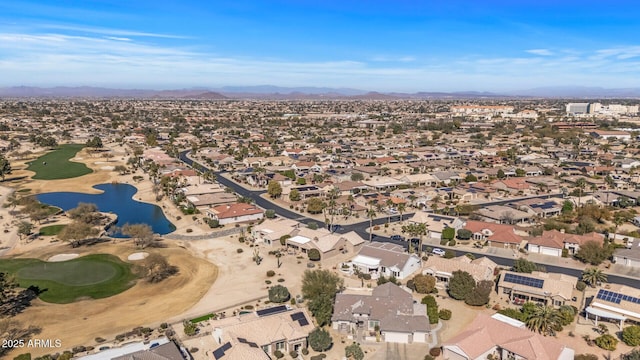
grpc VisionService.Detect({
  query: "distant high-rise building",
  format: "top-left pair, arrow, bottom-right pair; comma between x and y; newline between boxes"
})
565,103 -> 590,115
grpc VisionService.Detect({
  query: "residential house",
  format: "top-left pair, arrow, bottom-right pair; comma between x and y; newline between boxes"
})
442,314 -> 574,360
475,205 -> 533,224
613,237 -> 640,268
210,307 -> 313,359
186,193 -> 238,211
422,256 -> 497,287
497,270 -> 578,307
463,220 -> 524,250
408,212 -> 465,239
205,203 -> 264,225
351,243 -> 421,280
527,230 -> 604,257
284,228 -> 364,259
252,218 -> 301,246
331,283 -> 430,344
79,338 -> 183,360
510,198 -> 561,219
586,285 -> 640,327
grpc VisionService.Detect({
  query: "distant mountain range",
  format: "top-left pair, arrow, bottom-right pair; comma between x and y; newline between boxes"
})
1,85 -> 639,99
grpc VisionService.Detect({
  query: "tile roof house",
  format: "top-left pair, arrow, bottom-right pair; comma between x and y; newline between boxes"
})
331,283 -> 430,344
422,255 -> 497,286
442,313 -> 574,360
205,203 -> 264,225
612,237 -> 640,268
463,220 -> 524,250
351,242 -> 422,280
497,270 -> 578,307
210,307 -> 313,360
527,230 -> 605,257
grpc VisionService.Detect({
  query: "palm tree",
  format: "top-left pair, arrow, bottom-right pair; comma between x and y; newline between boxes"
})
405,222 -> 427,255
386,199 -> 394,224
367,204 -> 377,242
582,267 -> 607,288
575,177 -> 587,207
397,203 -> 406,222
526,305 -> 562,336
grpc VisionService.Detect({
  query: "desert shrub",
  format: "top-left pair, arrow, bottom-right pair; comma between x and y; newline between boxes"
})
576,281 -> 587,291
267,270 -> 276,277
429,347 -> 441,356
438,309 -> 452,320
622,325 -> 640,346
595,334 -> 618,351
273,350 -> 284,359
574,354 -> 598,360
237,248 -> 243,253
308,248 -> 321,261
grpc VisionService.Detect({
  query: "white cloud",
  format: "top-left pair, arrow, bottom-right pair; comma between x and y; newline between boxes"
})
525,49 -> 553,56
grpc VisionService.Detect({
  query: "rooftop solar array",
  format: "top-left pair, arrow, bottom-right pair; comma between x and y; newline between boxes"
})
213,342 -> 232,359
503,273 -> 544,289
256,305 -> 288,317
597,289 -> 640,305
237,337 -> 258,348
290,312 -> 310,326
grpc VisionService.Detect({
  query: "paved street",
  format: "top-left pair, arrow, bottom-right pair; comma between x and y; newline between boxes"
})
179,151 -> 640,287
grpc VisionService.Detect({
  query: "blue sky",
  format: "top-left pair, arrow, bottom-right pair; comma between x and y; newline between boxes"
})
1,0 -> 639,92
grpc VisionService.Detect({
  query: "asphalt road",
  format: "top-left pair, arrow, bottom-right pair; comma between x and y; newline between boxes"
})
179,151 -> 639,287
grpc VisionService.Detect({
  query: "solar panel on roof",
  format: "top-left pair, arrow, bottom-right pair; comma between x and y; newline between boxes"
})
290,312 -> 310,326
256,305 -> 288,317
504,273 -> 544,289
212,342 -> 232,359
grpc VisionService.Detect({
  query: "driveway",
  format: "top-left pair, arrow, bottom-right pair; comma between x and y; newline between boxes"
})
370,343 -> 429,360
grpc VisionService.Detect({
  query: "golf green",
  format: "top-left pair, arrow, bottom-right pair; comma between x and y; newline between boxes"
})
26,144 -> 92,180
0,254 -> 137,303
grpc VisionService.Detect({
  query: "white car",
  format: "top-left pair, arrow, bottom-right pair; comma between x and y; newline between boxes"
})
432,248 -> 446,256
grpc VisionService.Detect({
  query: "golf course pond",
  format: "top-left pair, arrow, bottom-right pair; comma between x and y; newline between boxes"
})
37,183 -> 175,237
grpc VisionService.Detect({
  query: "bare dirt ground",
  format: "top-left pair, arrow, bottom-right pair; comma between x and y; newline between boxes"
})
5,241 -> 218,359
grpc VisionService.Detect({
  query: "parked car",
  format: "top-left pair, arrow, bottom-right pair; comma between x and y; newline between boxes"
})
432,248 -> 446,256
390,234 -> 405,241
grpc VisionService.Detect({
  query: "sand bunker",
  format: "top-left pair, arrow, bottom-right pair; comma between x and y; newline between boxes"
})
48,253 -> 80,262
127,252 -> 149,261
100,166 -> 115,171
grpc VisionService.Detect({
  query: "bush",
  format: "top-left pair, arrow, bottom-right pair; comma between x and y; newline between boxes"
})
345,343 -> 364,360
302,348 -> 309,355
310,355 -> 327,360
268,285 -> 290,303
183,321 -> 198,336
421,295 -> 439,324
443,250 -> 455,259
439,238 -> 449,246
273,350 -> 284,359
308,328 -> 332,352
189,348 -> 199,353
574,354 -> 598,360
95,337 -> 106,343
308,248 -> 321,261
448,239 -> 456,246
267,270 -> 276,277
237,248 -> 243,253
424,356 -> 435,360
307,222 -> 319,230
438,309 -> 452,320
595,334 -> 618,351
265,209 -> 276,219
429,347 -> 441,356
576,281 -> 587,291
186,228 -> 193,233
622,325 -> 640,346
289,351 -> 298,358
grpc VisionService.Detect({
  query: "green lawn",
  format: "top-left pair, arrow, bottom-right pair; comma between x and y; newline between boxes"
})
26,144 -> 92,180
0,254 -> 137,303
39,224 -> 66,236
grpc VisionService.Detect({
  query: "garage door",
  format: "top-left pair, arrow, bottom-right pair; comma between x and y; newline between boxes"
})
541,247 -> 560,256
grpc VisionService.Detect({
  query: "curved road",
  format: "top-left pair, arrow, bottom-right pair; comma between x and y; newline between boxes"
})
179,151 -> 638,287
